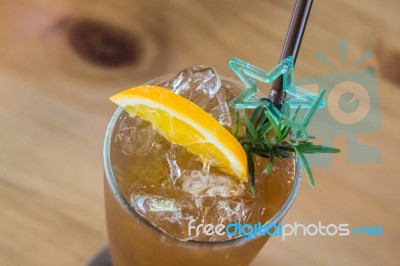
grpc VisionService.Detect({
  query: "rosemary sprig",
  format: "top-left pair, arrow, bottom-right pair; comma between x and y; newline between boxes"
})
234,89 -> 340,193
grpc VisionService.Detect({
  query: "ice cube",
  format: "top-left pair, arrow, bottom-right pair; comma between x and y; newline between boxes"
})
115,114 -> 156,156
209,89 -> 232,126
205,186 -> 231,198
130,186 -> 202,239
131,191 -> 181,223
197,154 -> 214,173
205,175 -> 245,198
217,200 -> 243,222
181,170 -> 210,195
156,66 -> 233,126
166,66 -> 221,109
165,145 -> 182,184
176,168 -> 246,199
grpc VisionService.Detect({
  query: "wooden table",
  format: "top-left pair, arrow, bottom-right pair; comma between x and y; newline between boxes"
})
1,0 -> 399,265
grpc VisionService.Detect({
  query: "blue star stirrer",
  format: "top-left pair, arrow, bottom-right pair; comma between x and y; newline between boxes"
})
229,0 -> 322,114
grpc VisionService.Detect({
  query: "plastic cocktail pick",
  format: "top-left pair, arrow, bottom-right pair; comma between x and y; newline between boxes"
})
229,56 -> 325,117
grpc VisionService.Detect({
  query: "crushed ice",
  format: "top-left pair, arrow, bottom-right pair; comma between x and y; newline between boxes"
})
164,66 -> 231,126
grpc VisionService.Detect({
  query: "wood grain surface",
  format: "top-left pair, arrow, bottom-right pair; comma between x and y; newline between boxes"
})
0,0 -> 399,265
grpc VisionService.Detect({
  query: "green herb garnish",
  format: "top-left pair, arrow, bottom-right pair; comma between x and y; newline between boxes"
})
235,88 -> 340,193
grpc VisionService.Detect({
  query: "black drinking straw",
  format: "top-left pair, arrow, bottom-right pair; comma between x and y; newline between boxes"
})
269,0 -> 313,109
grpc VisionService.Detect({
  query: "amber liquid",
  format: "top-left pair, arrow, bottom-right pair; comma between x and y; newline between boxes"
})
104,78 -> 297,265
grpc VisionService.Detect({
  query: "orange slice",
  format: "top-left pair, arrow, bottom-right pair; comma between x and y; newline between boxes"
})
110,85 -> 248,181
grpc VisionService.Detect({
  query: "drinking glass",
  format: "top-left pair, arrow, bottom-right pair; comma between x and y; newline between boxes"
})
103,75 -> 302,266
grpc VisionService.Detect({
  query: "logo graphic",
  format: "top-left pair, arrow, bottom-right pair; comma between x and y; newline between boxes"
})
295,39 -> 381,167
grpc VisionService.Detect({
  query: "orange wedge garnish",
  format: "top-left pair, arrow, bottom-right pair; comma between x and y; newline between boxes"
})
110,85 -> 248,181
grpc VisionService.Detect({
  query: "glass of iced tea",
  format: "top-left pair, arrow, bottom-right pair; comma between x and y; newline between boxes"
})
103,66 -> 301,265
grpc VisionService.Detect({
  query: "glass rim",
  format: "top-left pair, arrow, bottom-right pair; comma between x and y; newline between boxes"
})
103,88 -> 302,247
